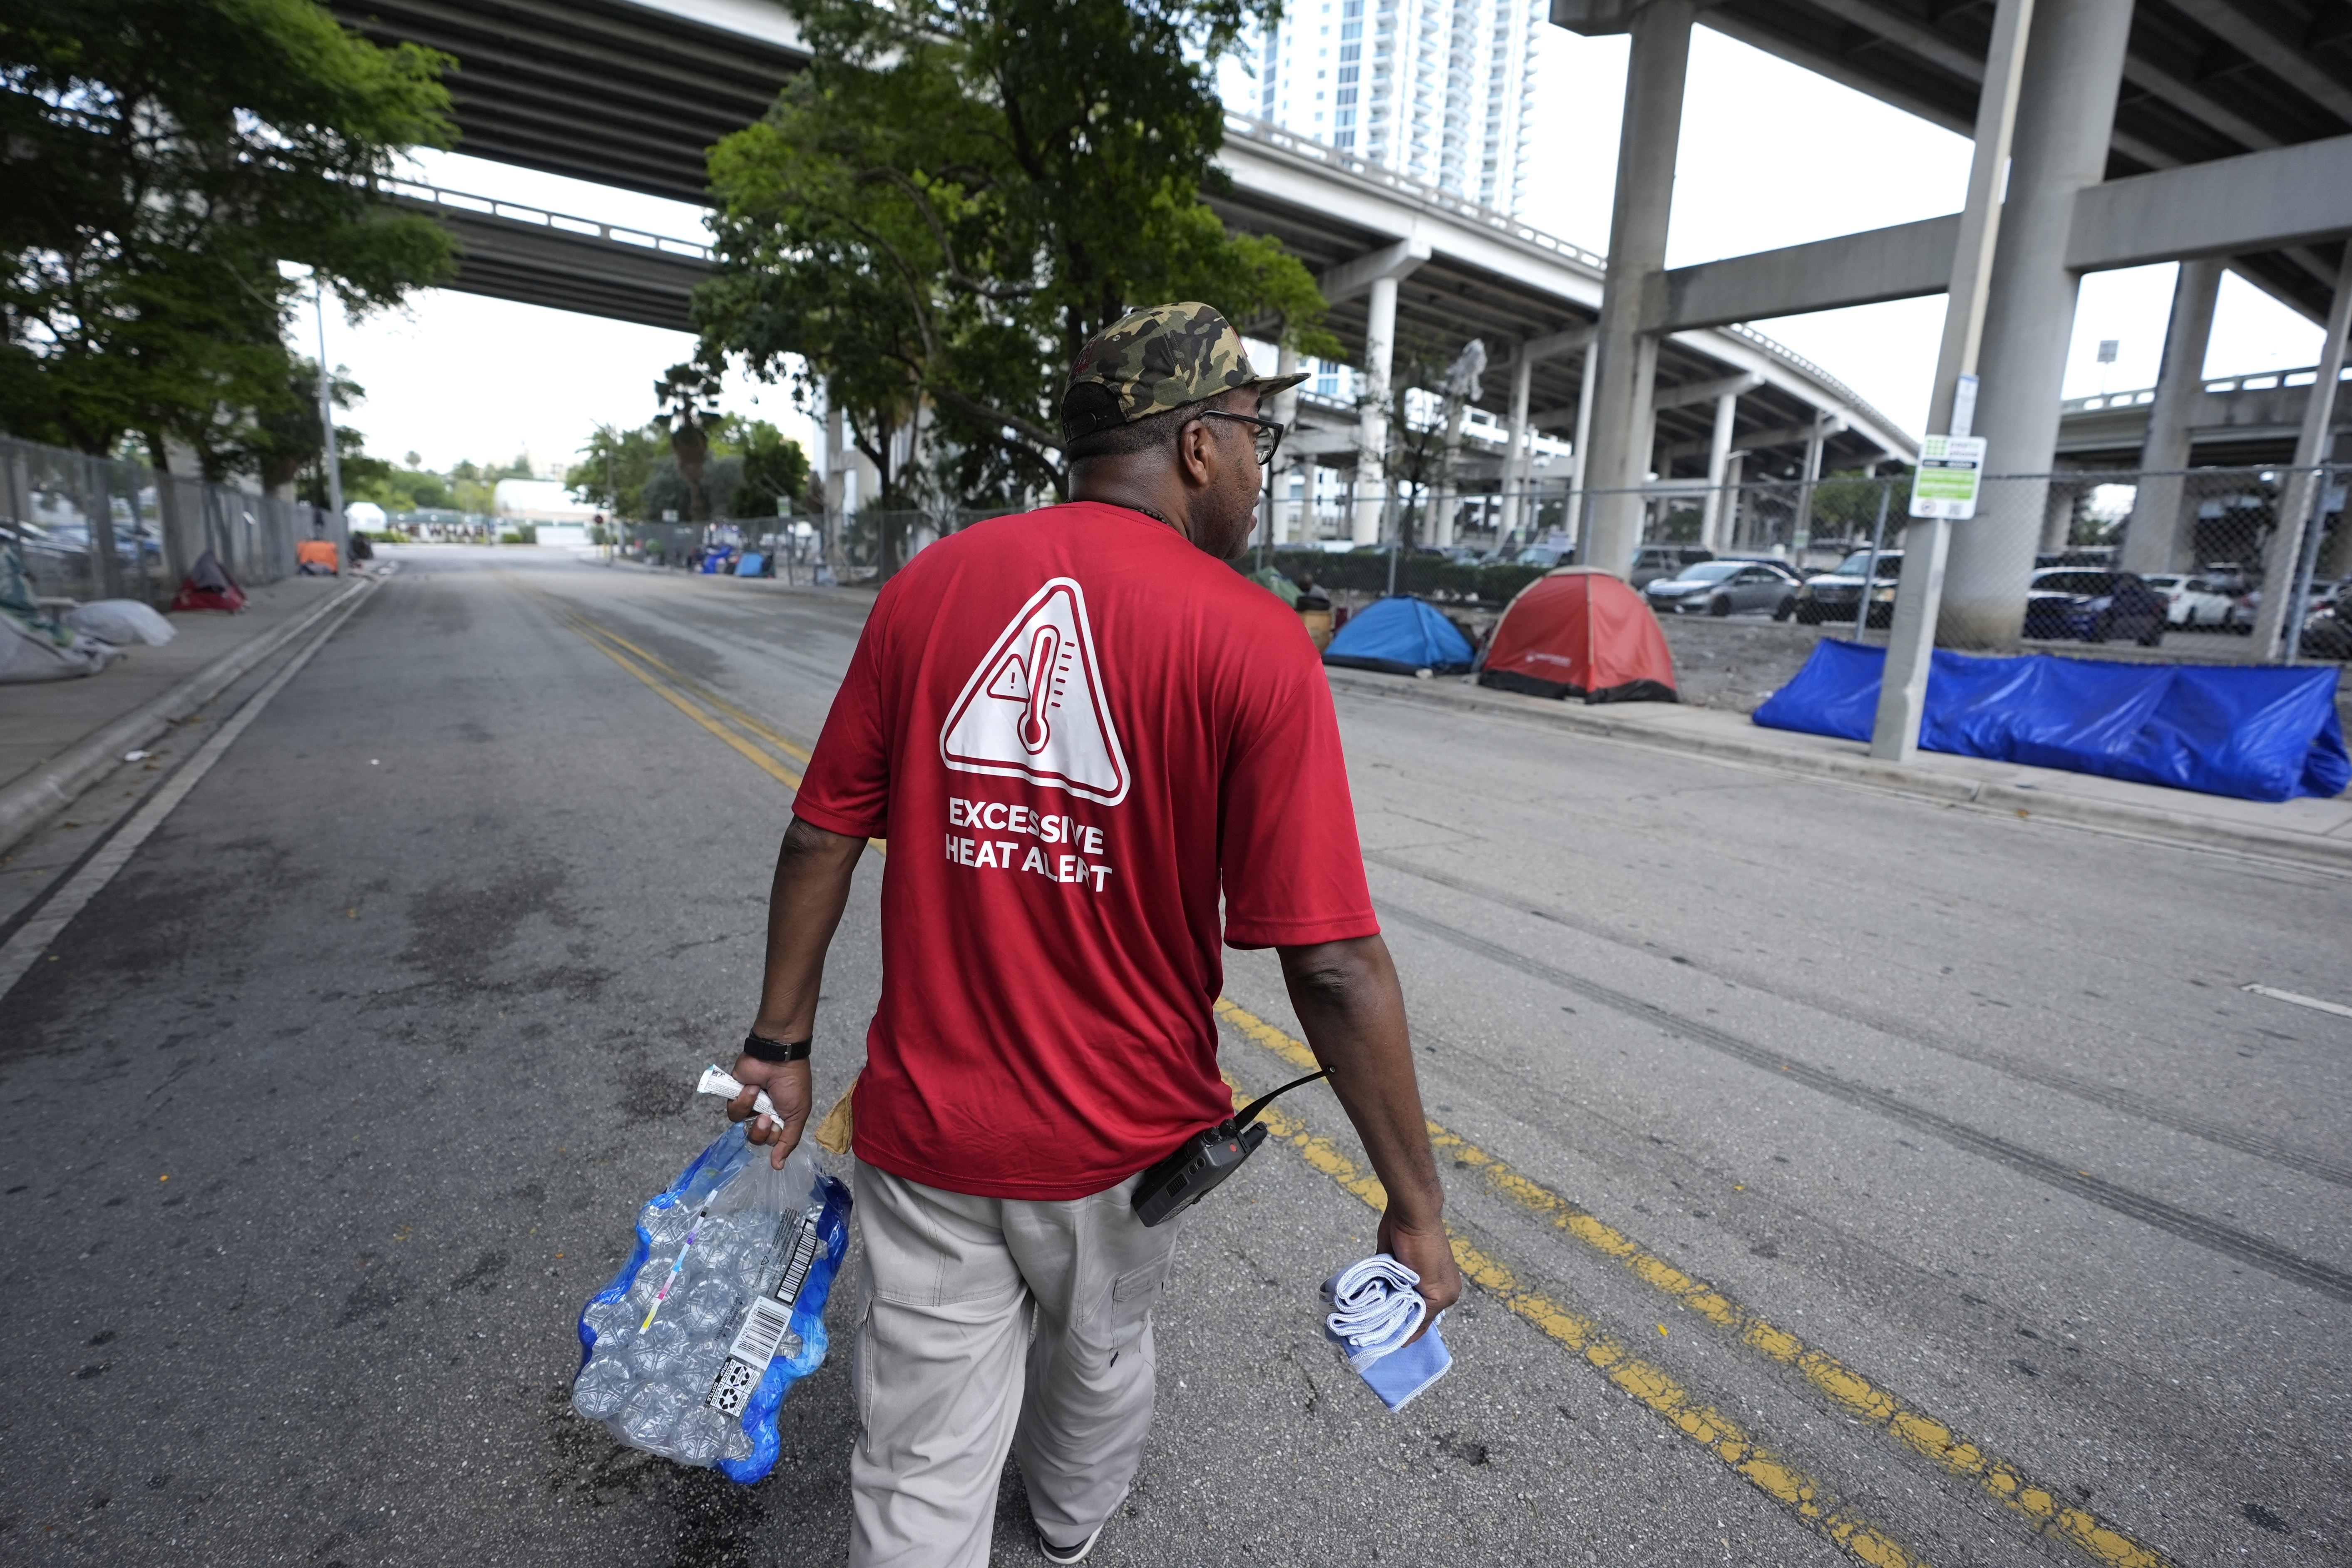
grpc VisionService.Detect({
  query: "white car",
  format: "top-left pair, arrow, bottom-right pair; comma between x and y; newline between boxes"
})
2141,573 -> 2236,628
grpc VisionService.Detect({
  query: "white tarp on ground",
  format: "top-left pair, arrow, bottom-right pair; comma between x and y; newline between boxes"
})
66,599 -> 176,646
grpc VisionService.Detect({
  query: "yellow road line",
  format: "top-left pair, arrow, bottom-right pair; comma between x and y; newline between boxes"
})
551,607 -> 807,791
1216,999 -> 2175,1568
1219,1069 -> 1925,1568
557,604 -> 814,765
538,591 -> 889,855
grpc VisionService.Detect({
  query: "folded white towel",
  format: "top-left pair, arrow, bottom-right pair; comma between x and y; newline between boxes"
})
1322,1254 -> 1430,1366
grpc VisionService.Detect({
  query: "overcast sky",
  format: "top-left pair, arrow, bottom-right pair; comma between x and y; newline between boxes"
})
324,21 -> 2323,479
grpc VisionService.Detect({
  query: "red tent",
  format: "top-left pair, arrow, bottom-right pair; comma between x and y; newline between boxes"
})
1477,567 -> 1677,703
170,549 -> 247,614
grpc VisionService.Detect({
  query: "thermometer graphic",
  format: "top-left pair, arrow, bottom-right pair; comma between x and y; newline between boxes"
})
1018,624 -> 1060,753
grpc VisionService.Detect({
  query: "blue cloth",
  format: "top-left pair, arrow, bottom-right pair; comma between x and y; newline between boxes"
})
1358,1320 -> 1453,1413
1752,639 -> 2350,803
1322,596 -> 1475,675
735,552 -> 765,577
1321,1254 -> 1453,1411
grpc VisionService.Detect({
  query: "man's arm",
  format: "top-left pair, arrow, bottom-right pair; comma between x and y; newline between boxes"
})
728,815 -> 868,1166
1276,934 -> 1463,1326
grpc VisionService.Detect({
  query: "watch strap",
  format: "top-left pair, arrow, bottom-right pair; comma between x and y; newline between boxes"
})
741,1031 -> 812,1064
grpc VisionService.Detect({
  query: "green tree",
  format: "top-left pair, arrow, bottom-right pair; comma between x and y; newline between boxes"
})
567,422 -> 668,519
653,361 -> 723,522
728,417 -> 810,518
0,0 -> 457,467
695,0 -> 1335,563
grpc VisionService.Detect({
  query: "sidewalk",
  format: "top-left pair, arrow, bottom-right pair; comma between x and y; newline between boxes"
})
0,571 -> 378,855
1324,665 -> 2352,871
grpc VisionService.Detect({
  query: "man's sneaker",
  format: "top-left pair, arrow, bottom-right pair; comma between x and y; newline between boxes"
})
1037,1521 -> 1105,1564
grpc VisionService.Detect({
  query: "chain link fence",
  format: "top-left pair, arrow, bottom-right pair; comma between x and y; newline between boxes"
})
2,432 -> 340,605
1247,463 -> 2347,660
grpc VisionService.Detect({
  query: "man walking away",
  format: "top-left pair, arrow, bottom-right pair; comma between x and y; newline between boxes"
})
725,303 -> 1463,1566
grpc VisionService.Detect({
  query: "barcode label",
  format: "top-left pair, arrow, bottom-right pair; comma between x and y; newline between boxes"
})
706,1296 -> 802,1418
773,1210 -> 822,1308
729,1297 -> 795,1366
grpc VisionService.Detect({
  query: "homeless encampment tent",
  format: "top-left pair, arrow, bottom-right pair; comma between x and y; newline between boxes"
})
171,549 -> 247,613
1477,567 -> 1677,703
1323,596 -> 1475,676
1753,639 -> 2350,803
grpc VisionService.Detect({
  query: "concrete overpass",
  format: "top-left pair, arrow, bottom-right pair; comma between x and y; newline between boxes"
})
335,0 -> 1912,549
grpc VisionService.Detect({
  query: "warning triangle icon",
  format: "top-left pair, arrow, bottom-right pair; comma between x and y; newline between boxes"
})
940,577 -> 1130,805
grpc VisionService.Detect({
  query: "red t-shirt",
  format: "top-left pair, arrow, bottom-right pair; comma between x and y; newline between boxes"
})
791,502 -> 1378,1200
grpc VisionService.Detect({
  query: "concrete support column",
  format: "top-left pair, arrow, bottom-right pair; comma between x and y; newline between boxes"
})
823,402 -> 847,561
2039,480 -> 2079,553
1793,417 -> 1828,557
1723,453 -> 1747,548
1270,342 -> 1302,548
1698,390 -> 1738,550
2120,258 -> 2224,574
1500,350 -> 1533,543
1938,0 -> 2135,649
2251,246 -> 2352,658
1575,0 -> 1694,578
1567,349 -> 1596,551
1355,275 -> 1400,545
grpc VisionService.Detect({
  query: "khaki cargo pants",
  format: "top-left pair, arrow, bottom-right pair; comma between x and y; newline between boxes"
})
848,1158 -> 1188,1567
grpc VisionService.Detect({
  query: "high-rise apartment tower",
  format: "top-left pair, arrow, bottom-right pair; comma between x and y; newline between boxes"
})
1251,0 -> 1543,215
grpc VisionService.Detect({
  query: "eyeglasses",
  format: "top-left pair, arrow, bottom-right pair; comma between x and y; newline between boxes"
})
1199,410 -> 1286,467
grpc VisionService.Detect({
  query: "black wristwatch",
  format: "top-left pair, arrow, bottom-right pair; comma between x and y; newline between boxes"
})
741,1031 -> 812,1064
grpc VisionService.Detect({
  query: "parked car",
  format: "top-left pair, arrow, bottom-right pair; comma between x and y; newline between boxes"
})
2299,593 -> 2352,661
2228,578 -> 2342,634
1644,558 -> 1803,617
2141,573 -> 2237,629
1629,544 -> 1713,589
1511,542 -> 1578,569
1790,549 -> 1902,627
2022,568 -> 2167,645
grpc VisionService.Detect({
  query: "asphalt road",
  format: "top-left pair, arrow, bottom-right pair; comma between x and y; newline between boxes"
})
4,547 -> 2346,1568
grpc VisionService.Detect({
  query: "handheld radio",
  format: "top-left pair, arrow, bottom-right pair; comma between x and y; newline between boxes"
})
1133,1067 -> 1331,1227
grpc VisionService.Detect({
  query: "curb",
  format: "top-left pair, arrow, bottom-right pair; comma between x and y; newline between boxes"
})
0,570 -> 386,860
1322,666 -> 2352,873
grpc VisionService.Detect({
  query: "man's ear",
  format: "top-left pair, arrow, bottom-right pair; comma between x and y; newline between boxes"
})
1175,414 -> 1216,489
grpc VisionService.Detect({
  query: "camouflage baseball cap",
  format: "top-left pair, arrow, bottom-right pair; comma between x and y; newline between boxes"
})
1060,302 -> 1309,445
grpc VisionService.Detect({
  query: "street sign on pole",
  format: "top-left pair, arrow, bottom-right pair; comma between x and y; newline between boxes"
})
1909,435 -> 1986,519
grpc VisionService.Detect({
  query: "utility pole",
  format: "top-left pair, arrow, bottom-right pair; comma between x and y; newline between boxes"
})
313,276 -> 346,537
1869,0 -> 2034,763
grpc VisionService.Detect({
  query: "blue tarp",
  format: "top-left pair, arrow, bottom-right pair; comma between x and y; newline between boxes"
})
1753,639 -> 2349,803
1323,596 -> 1475,676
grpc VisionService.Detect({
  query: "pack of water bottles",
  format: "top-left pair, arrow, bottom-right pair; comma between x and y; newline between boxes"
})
571,1068 -> 852,1483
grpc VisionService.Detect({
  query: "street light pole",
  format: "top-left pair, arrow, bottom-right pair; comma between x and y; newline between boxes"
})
313,277 -> 346,536
1869,0 -> 2034,763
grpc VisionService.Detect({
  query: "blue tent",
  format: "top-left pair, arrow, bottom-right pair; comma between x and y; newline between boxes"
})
1753,639 -> 2350,803
1323,596 -> 1475,676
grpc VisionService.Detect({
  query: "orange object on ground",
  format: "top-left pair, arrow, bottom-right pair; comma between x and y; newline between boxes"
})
296,538 -> 339,574
170,549 -> 247,613
1476,567 -> 1677,703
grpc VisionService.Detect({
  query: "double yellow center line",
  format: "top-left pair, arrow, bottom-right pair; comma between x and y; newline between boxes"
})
544,596 -> 812,791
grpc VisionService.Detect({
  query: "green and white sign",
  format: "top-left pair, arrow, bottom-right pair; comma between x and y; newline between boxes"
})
1910,435 -> 1985,520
